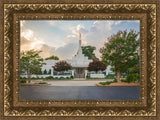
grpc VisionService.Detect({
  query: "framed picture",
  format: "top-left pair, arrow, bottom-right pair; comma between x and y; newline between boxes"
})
0,0 -> 160,119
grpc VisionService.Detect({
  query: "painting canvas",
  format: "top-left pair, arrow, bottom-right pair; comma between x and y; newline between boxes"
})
20,20 -> 140,100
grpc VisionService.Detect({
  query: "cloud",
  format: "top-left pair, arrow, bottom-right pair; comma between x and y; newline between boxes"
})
115,21 -> 122,25
47,21 -> 55,26
83,21 -> 112,58
20,28 -> 79,60
40,44 -> 56,58
72,24 -> 88,36
55,43 -> 78,60
20,29 -> 45,52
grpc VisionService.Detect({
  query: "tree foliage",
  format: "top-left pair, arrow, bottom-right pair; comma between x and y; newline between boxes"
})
53,61 -> 71,72
20,49 -> 46,82
48,69 -> 51,74
100,30 -> 140,82
82,46 -> 99,60
45,55 -> 59,60
43,69 -> 47,74
87,60 -> 106,73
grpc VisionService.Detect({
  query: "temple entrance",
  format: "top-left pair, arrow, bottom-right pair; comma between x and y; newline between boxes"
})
75,68 -> 85,78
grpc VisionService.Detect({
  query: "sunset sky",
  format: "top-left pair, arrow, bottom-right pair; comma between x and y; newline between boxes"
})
20,20 -> 140,60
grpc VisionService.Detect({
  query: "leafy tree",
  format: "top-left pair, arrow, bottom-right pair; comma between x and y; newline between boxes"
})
100,30 -> 140,82
45,55 -> 59,60
48,69 -> 51,74
87,60 -> 106,73
20,49 -> 46,83
82,46 -> 99,60
53,61 -> 71,74
43,69 -> 47,74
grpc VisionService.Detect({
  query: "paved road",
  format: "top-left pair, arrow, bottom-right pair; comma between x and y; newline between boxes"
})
20,85 -> 140,100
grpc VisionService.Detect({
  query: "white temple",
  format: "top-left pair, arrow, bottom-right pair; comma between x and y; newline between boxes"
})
67,33 -> 92,78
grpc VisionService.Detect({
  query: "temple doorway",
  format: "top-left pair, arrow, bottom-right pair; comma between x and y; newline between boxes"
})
74,68 -> 85,78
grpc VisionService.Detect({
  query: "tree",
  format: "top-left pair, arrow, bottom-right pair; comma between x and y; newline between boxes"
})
82,46 -> 99,60
53,61 -> 71,74
100,30 -> 140,82
43,69 -> 47,74
45,55 -> 59,60
87,60 -> 106,73
20,49 -> 46,83
48,69 -> 51,74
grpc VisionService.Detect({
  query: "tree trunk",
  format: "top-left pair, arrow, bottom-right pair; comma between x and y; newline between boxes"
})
117,70 -> 121,83
27,69 -> 31,83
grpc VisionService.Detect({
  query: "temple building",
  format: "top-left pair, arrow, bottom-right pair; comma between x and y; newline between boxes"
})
41,33 -> 93,78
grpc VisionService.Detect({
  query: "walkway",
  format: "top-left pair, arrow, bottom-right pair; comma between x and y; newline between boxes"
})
31,79 -> 113,86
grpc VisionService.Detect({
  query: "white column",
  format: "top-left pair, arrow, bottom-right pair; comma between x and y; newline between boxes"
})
51,68 -> 54,76
106,68 -> 108,75
85,70 -> 88,78
72,70 -> 74,76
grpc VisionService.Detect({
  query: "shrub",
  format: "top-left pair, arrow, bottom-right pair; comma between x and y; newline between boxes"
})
38,82 -> 47,84
86,75 -> 90,79
113,78 -> 117,82
70,75 -> 73,79
106,74 -> 115,79
45,76 -> 54,80
122,74 -> 140,83
66,77 -> 70,79
20,79 -> 26,83
99,81 -> 113,85
59,77 -> 64,79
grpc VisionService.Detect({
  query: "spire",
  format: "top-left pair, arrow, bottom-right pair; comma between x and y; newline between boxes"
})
79,32 -> 81,46
79,32 -> 81,40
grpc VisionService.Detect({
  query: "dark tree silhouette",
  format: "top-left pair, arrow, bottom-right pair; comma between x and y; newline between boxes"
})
88,60 -> 106,73
53,61 -> 71,74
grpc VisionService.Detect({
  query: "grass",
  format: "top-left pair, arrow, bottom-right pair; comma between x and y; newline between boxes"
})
38,82 -> 47,84
99,81 -> 113,85
99,78 -> 117,85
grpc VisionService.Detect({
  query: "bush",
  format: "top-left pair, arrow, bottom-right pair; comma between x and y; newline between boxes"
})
106,74 -> 115,79
70,75 -> 74,79
86,74 -> 90,79
59,77 -> 64,79
38,82 -> 47,84
99,81 -> 113,85
20,79 -> 26,83
122,74 -> 140,83
66,77 -> 70,79
45,76 -> 54,80
113,78 -> 117,82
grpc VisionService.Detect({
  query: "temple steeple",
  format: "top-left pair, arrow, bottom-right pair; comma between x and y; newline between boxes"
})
79,32 -> 81,47
76,32 -> 83,56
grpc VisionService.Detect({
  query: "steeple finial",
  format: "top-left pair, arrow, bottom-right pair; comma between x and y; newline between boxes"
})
79,32 -> 81,40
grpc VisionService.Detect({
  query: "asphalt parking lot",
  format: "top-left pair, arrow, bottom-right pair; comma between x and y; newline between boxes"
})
20,85 -> 140,100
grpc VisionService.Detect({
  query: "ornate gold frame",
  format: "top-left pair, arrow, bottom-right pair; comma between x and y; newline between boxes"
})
0,0 -> 160,119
